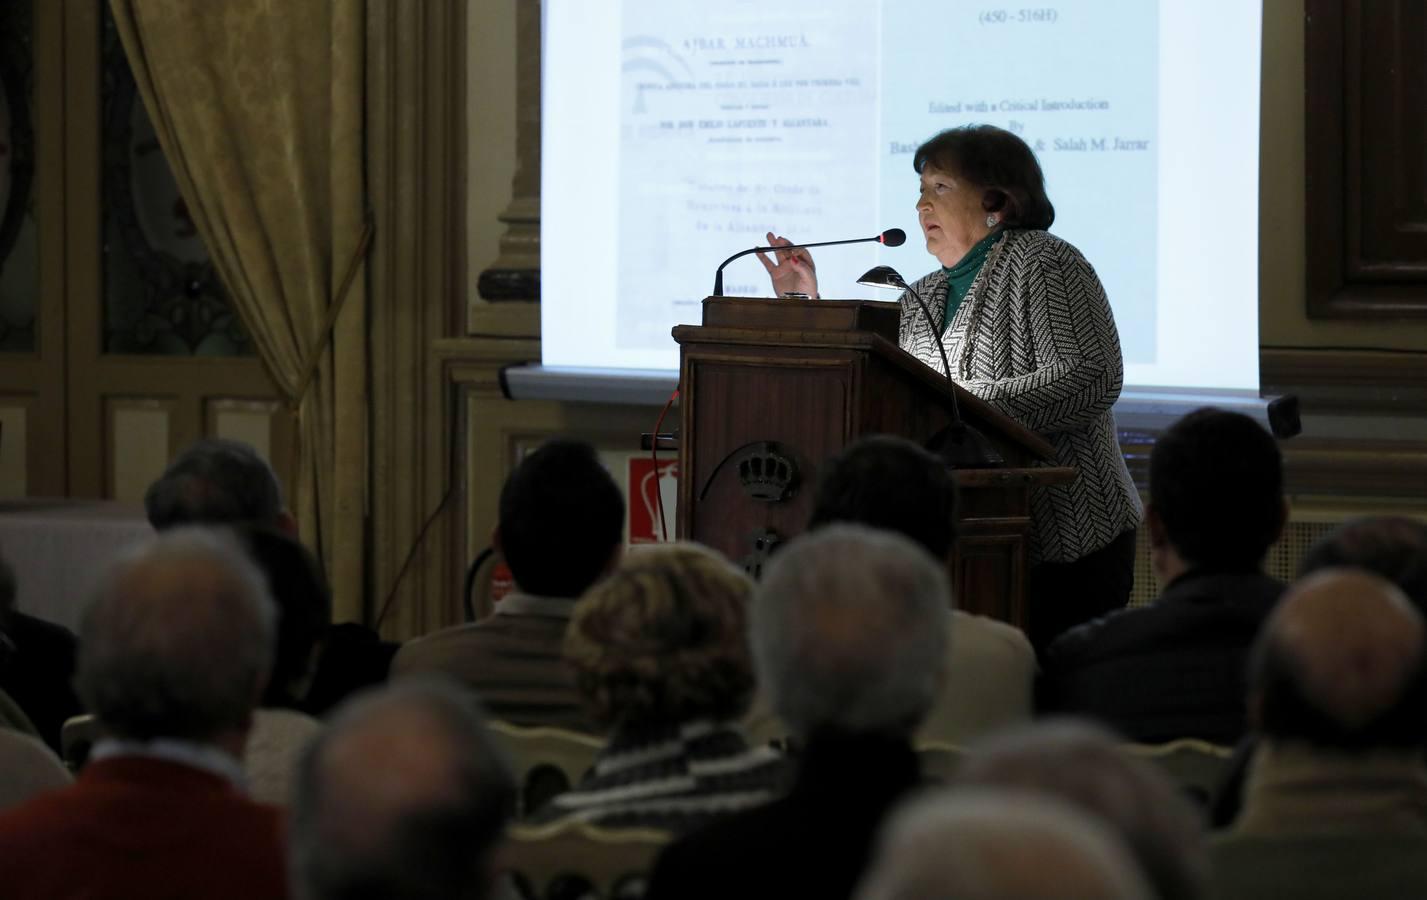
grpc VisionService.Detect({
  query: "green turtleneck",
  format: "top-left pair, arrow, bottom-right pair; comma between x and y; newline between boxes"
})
940,230 -> 1001,335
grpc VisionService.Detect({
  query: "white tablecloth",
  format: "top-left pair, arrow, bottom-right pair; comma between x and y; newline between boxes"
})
0,500 -> 155,633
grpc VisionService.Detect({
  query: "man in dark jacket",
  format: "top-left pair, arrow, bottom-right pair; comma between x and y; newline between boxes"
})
1040,408 -> 1287,744
390,439 -> 624,731
0,556 -> 81,753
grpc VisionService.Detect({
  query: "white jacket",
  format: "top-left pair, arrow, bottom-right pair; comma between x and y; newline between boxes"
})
900,229 -> 1142,563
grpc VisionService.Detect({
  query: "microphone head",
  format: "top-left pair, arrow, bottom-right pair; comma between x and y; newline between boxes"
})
880,228 -> 907,247
857,265 -> 908,290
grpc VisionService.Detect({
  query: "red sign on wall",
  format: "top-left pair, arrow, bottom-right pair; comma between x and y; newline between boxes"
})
627,457 -> 678,544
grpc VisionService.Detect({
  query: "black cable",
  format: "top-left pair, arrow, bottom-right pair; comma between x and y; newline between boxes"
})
462,546 -> 496,623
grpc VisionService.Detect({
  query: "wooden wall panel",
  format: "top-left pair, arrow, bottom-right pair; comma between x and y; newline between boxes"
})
107,398 -> 172,502
211,405 -> 272,460
1306,0 -> 1427,317
0,401 -> 29,497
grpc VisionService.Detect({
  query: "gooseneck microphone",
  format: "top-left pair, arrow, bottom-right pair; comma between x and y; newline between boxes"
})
712,228 -> 907,296
857,264 -> 1004,469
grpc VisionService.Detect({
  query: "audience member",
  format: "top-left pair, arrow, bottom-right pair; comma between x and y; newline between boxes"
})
955,720 -> 1207,900
1041,408 -> 1287,743
145,437 -> 297,534
236,525 -> 332,708
646,524 -> 948,900
0,686 -> 38,736
1211,515 -> 1427,827
0,553 -> 82,753
1206,569 -> 1427,899
855,789 -> 1153,900
393,439 -> 624,730
1298,515 -> 1427,609
0,529 -> 289,899
1231,569 -> 1427,835
234,525 -> 330,805
145,437 -> 393,715
537,543 -> 784,831
290,680 -> 516,900
753,434 -> 1034,746
300,622 -> 401,716
0,729 -> 70,813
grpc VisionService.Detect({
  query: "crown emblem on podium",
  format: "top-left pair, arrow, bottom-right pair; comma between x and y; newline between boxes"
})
734,442 -> 798,502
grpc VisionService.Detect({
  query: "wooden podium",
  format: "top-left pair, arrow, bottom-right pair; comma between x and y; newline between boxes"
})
672,296 -> 1073,629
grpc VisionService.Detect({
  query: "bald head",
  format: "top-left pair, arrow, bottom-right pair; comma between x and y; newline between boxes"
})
75,528 -> 275,743
1252,569 -> 1427,750
291,681 -> 515,900
856,789 -> 1153,900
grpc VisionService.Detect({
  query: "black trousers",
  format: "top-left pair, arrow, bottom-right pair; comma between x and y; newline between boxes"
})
1026,528 -> 1137,657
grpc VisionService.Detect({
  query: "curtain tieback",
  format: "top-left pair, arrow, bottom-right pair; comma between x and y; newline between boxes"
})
289,217 -> 375,411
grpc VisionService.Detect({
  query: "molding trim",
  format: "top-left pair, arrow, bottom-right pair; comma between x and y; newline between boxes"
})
453,298 -> 538,339
1260,347 -> 1427,413
1261,348 -> 1427,390
1281,438 -> 1427,500
366,0 -> 468,639
477,3 -> 541,290
1119,428 -> 1427,503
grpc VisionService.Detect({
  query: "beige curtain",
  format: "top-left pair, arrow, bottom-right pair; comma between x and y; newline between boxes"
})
110,0 -> 369,622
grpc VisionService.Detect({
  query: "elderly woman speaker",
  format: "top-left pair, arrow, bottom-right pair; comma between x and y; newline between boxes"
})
761,124 -> 1141,651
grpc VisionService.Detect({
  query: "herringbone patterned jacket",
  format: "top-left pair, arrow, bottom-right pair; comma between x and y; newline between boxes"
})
899,229 -> 1142,563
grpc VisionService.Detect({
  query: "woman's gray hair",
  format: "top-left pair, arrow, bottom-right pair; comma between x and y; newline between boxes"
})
856,788 -> 1153,900
956,720 -> 1207,900
75,527 -> 275,742
752,524 -> 949,738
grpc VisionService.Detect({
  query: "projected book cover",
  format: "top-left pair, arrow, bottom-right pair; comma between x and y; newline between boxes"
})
544,0 -> 1260,390
615,0 -> 1156,364
615,0 -> 878,351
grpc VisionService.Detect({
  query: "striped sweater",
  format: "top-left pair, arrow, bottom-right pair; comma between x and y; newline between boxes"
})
532,720 -> 787,834
900,229 -> 1142,563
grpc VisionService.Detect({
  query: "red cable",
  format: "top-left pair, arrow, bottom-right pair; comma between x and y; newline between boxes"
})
651,388 -> 680,542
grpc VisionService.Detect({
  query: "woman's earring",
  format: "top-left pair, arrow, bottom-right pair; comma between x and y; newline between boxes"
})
985,215 -> 999,228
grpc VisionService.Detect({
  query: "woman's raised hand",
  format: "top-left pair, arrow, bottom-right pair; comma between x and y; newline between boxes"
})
756,232 -> 820,298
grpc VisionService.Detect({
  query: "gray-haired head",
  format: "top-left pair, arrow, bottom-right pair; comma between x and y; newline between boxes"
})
856,788 -> 1154,900
75,527 -> 275,743
956,720 -> 1207,900
290,679 -> 517,900
752,524 -> 949,739
145,438 -> 287,531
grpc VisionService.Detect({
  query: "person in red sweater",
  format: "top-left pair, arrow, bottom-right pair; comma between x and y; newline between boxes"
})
0,527 -> 290,900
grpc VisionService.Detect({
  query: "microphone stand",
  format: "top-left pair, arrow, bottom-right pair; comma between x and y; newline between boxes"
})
713,231 -> 904,296
858,265 -> 1003,469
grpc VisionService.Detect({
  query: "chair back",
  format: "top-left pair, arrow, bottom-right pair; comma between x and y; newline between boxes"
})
60,714 -> 105,771
1208,832 -> 1427,900
504,820 -> 670,900
916,741 -> 966,783
488,720 -> 605,816
1123,738 -> 1233,807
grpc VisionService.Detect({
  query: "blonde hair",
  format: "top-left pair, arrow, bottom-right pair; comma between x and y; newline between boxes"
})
564,543 -> 754,730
